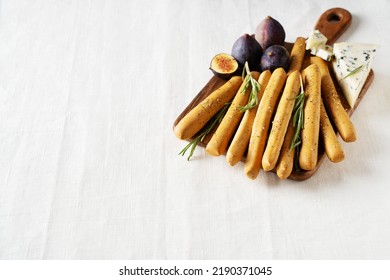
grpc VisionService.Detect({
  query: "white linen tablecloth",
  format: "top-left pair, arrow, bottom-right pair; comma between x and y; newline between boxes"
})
0,0 -> 389,259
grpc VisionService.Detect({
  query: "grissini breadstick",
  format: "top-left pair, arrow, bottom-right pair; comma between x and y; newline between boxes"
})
310,57 -> 357,142
244,68 -> 287,179
276,119 -> 295,180
320,98 -> 345,163
262,70 -> 300,171
299,64 -> 321,171
206,72 -> 260,156
287,37 -> 306,76
174,76 -> 242,140
226,70 -> 272,166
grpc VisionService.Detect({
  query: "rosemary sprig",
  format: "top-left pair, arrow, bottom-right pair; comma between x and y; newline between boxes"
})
290,75 -> 305,150
342,64 -> 364,80
179,102 -> 231,160
239,62 -> 261,112
290,75 -> 305,171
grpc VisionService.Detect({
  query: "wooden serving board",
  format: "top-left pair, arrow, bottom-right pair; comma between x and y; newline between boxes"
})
173,8 -> 375,181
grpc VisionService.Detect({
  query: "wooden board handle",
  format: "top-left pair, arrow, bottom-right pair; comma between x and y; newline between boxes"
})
314,7 -> 352,45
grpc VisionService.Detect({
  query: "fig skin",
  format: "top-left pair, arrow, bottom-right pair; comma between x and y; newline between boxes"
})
209,53 -> 239,79
260,45 -> 290,72
255,16 -> 286,50
231,33 -> 262,70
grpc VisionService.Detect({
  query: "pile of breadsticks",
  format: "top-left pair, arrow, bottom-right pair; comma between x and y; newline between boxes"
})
174,37 -> 356,180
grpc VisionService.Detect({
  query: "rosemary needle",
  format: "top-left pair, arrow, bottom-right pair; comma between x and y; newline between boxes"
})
179,102 -> 231,160
342,64 -> 364,80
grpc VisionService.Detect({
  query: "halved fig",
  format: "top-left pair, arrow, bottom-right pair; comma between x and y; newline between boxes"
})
209,53 -> 239,79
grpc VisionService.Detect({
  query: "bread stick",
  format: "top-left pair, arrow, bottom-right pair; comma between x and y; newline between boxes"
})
299,64 -> 321,171
262,70 -> 300,171
174,76 -> 243,140
310,57 -> 357,142
320,98 -> 345,162
287,37 -> 306,75
244,68 -> 287,179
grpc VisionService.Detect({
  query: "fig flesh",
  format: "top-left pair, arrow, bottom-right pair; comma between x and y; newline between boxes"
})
209,53 -> 239,78
255,16 -> 286,50
231,33 -> 262,69
260,45 -> 289,72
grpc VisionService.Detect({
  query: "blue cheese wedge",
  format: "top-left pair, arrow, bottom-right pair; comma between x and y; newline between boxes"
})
332,42 -> 379,108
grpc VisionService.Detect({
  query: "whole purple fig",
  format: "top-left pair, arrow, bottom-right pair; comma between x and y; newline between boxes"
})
260,45 -> 289,72
255,16 -> 286,50
231,33 -> 262,69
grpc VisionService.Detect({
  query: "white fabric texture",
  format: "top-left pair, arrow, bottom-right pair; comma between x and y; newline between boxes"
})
0,0 -> 389,259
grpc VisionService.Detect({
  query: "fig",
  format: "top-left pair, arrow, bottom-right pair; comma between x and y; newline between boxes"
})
255,16 -> 286,50
260,45 -> 289,72
231,34 -> 262,69
209,53 -> 239,78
